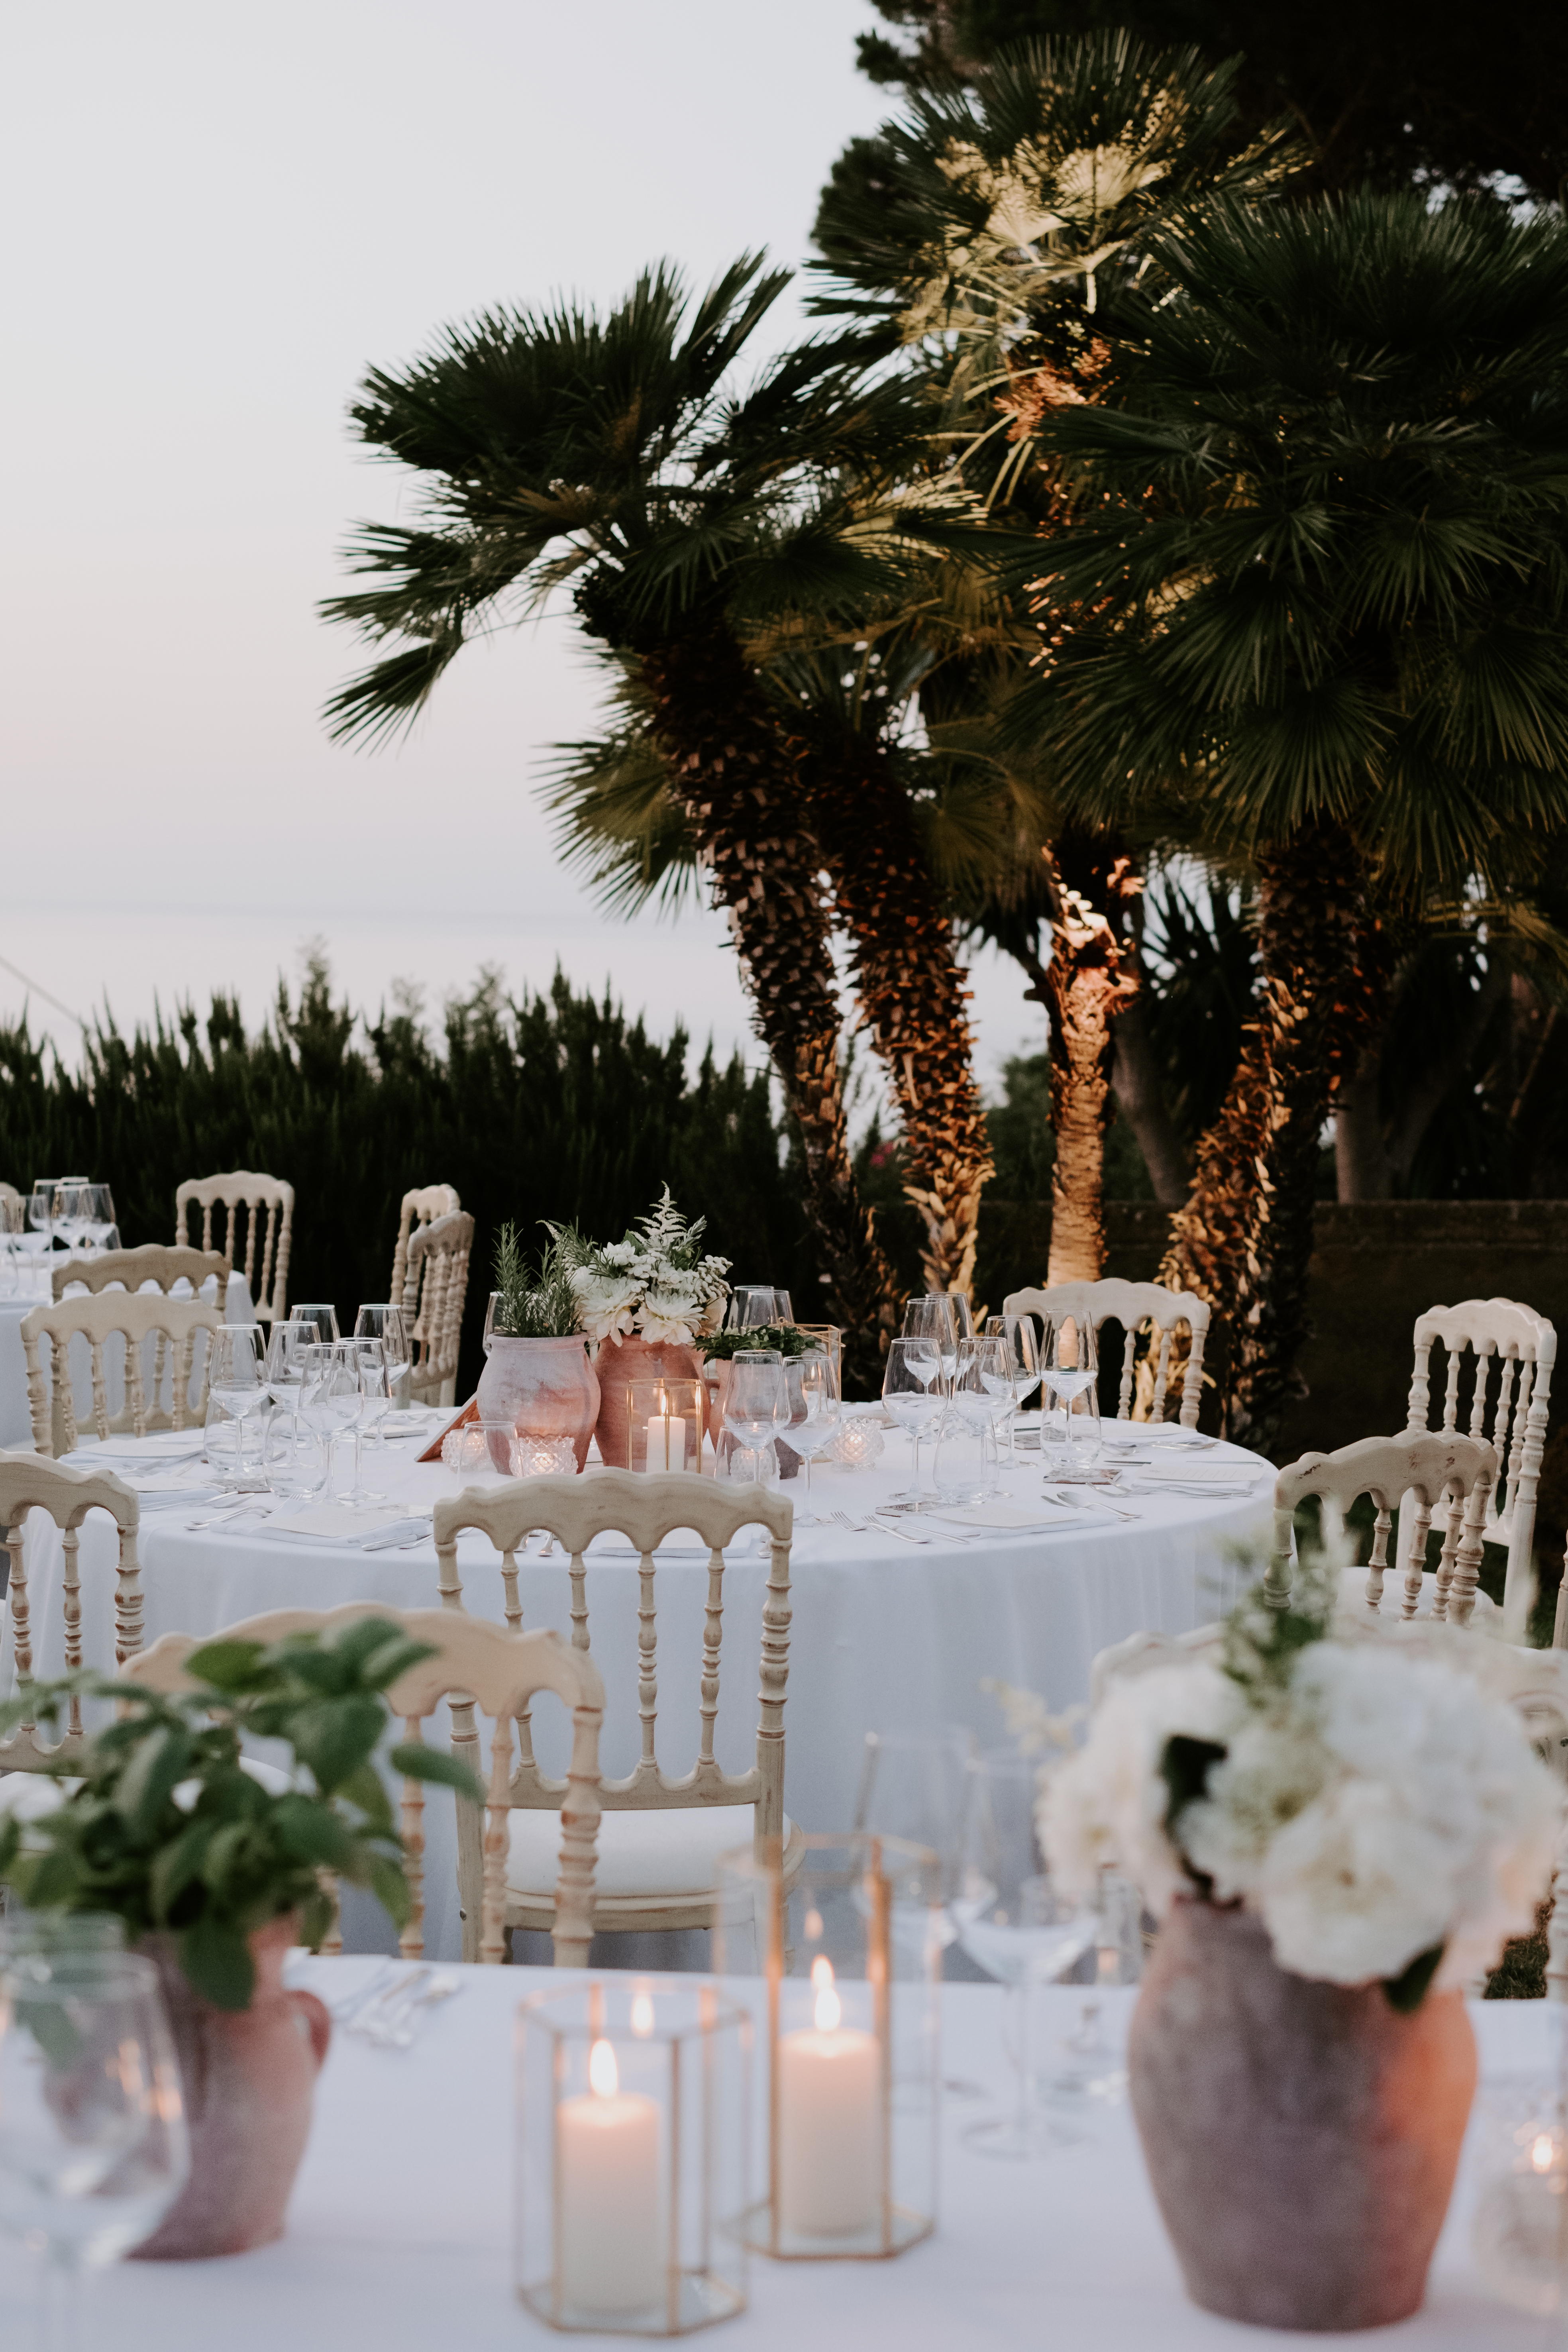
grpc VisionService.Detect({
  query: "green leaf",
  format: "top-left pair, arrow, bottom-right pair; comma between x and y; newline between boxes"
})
116,1724 -> 194,1842
183,1639 -> 269,1694
287,1697 -> 386,1793
336,1761 -> 395,1832
357,1636 -> 437,1691
389,1743 -> 485,1804
366,1851 -> 412,1931
149,1821 -> 216,1922
297,1887 -> 334,1951
1384,1944 -> 1445,2014
179,1915 -> 256,2012
269,1796 -> 355,1869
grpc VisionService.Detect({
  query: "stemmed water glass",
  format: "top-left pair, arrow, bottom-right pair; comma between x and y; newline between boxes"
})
723,1349 -> 789,1486
1042,1317 -> 1103,1480
936,1336 -> 1015,1503
0,1196 -> 22,1298
261,1323 -> 327,1501
854,1726 -> 985,2097
985,1313 -> 1043,1461
80,1186 -> 117,1254
882,1335 -> 945,1507
25,1188 -> 55,1260
288,1302 -> 340,1344
353,1305 -> 412,1424
782,1347 -> 840,1525
952,1751 -> 1101,2159
726,1286 -> 792,1333
300,1341 -> 358,1498
345,1340 -> 391,1505
204,1326 -> 268,1490
0,1948 -> 190,2352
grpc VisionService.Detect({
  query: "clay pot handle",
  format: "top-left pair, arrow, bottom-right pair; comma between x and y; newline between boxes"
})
289,1988 -> 332,2072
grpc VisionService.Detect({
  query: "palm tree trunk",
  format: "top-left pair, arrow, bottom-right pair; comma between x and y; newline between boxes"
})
805,736 -> 994,1300
638,623 -> 899,1388
1162,819 -> 1379,1447
1040,840 -> 1142,1283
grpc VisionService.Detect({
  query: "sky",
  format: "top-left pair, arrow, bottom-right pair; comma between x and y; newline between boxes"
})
1,0 -> 1042,1096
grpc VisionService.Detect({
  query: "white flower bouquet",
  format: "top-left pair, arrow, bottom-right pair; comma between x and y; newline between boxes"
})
1040,1562 -> 1560,2008
548,1188 -> 731,1349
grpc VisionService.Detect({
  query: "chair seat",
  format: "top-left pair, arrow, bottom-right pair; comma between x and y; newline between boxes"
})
507,1804 -> 795,1901
0,1755 -> 289,1825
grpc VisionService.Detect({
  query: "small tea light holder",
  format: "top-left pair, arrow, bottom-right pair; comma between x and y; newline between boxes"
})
512,1434 -> 579,1477
828,1419 -> 885,1470
626,1380 -> 705,1475
515,1979 -> 751,2335
712,1833 -> 940,2262
442,1418 -> 516,1479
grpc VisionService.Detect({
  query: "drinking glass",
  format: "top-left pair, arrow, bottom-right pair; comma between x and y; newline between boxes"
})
82,1187 -> 117,1253
882,1335 -> 946,1507
353,1306 -> 412,1420
300,1341 -> 359,1496
855,1726 -> 985,2095
934,1337 -> 1013,1504
724,1349 -> 789,1478
0,1949 -> 190,2351
781,1347 -> 840,1525
727,1287 -> 785,1333
260,1409 -> 329,1503
0,1916 -> 125,1961
481,1291 -> 500,1356
985,1314 -> 1043,1461
204,1325 -> 268,1489
1042,1316 -> 1103,1480
25,1188 -> 55,1257
52,1186 -> 91,1259
345,1339 -> 391,1505
288,1303 -> 340,1344
952,1751 -> 1101,2158
0,1196 -> 22,1297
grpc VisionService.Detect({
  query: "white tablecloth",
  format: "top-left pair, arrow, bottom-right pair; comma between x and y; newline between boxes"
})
0,1266 -> 255,1449
5,1431 -> 1275,1959
0,1960 -> 1546,2350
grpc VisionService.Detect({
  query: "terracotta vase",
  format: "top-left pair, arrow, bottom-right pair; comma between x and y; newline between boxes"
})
1128,1897 -> 1476,2331
593,1333 -> 703,1467
131,1912 -> 332,2260
475,1334 -> 600,1472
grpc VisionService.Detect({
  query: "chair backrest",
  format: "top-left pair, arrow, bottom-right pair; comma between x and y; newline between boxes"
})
52,1243 -> 228,1303
123,1601 -> 605,1967
400,1209 -> 474,1408
20,1293 -> 225,1457
1406,1298 -> 1555,1598
174,1171 -> 294,1324
0,1181 -> 19,1209
1270,1432 -> 1498,1625
433,1469 -> 794,1863
0,1451 -> 143,1764
390,1185 -> 461,1308
1003,1279 -> 1212,1427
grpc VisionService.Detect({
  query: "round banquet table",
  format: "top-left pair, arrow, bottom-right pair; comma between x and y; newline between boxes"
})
4,1419 -> 1276,1961
0,1262 -> 255,1449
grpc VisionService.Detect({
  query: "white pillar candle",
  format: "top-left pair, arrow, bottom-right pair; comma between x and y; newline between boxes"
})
777,1963 -> 882,2236
558,2039 -> 663,2313
646,1413 -> 686,1471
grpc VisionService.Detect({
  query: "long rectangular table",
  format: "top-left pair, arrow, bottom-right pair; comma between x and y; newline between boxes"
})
0,1965 -> 1549,2348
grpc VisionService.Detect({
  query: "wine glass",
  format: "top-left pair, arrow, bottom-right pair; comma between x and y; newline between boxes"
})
0,1195 -> 22,1298
953,1751 -> 1101,2159
724,1349 -> 789,1488
782,1347 -> 840,1525
985,1313 -> 1044,1461
300,1341 -> 358,1497
0,1949 -> 190,2348
728,1287 -> 785,1333
343,1339 -> 390,1506
52,1186 -> 91,1259
855,1726 -> 984,2095
935,1337 -> 1013,1504
204,1325 -> 268,1489
1042,1315 -> 1102,1480
353,1306 -> 412,1424
288,1302 -> 340,1344
25,1187 -> 55,1259
882,1335 -> 945,1507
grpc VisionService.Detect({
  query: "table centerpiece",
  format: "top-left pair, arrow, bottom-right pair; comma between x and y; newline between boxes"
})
1039,1557 -> 1560,2331
0,1617 -> 480,2258
547,1189 -> 730,1467
475,1224 -> 599,1470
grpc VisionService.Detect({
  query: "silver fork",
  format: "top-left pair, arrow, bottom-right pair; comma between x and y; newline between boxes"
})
185,1501 -> 272,1531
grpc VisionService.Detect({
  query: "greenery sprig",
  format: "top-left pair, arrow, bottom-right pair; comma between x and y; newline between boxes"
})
0,1618 -> 482,2012
699,1323 -> 820,1361
492,1221 -> 584,1339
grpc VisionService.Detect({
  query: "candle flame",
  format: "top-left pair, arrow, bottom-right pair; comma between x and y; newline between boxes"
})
811,1955 -> 840,2031
630,1991 -> 655,2038
1533,2132 -> 1556,2173
589,2038 -> 619,2099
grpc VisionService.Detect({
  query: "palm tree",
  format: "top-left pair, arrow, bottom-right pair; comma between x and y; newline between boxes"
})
809,29 -> 1301,1280
321,257 -> 917,1384
1010,187 -> 1568,1444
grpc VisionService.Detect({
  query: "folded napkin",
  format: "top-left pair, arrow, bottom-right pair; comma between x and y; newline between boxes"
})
264,1503 -> 414,1543
928,1502 -> 1070,1533
1135,1458 -> 1270,1485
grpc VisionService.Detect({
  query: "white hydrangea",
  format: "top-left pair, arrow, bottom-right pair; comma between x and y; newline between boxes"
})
553,1190 -> 732,1348
1041,1633 -> 1559,1993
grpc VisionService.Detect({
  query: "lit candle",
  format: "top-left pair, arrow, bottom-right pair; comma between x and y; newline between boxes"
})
646,1412 -> 687,1471
777,1959 -> 882,2236
558,2038 -> 663,2313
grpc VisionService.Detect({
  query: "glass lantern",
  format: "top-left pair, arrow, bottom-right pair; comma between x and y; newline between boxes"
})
626,1380 -> 705,1474
516,1979 -> 752,2335
712,1833 -> 940,2261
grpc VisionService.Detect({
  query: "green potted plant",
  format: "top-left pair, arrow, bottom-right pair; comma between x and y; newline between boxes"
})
0,1615 -> 481,2260
473,1223 -> 600,1470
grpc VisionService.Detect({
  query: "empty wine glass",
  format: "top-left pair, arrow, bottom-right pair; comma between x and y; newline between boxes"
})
343,1339 -> 390,1505
25,1188 -> 55,1258
782,1347 -> 840,1525
728,1287 -> 786,1333
353,1305 -> 412,1423
935,1337 -> 1013,1504
724,1349 -> 789,1483
0,1195 -> 22,1297
953,1751 -> 1100,2159
1042,1316 -> 1103,1481
0,1948 -> 190,2350
82,1186 -> 117,1253
288,1302 -> 340,1344
300,1341 -> 358,1496
205,1325 -> 268,1490
882,1335 -> 945,1507
855,1726 -> 984,2095
985,1313 -> 1044,1461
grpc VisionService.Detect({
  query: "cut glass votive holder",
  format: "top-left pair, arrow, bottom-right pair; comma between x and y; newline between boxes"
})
712,1833 -> 940,2262
516,1979 -> 751,2335
626,1380 -> 705,1474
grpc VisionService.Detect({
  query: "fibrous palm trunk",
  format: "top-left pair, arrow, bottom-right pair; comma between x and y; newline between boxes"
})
1162,819 -> 1378,1448
638,624 -> 899,1389
806,736 -> 994,1300
1040,840 -> 1142,1283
